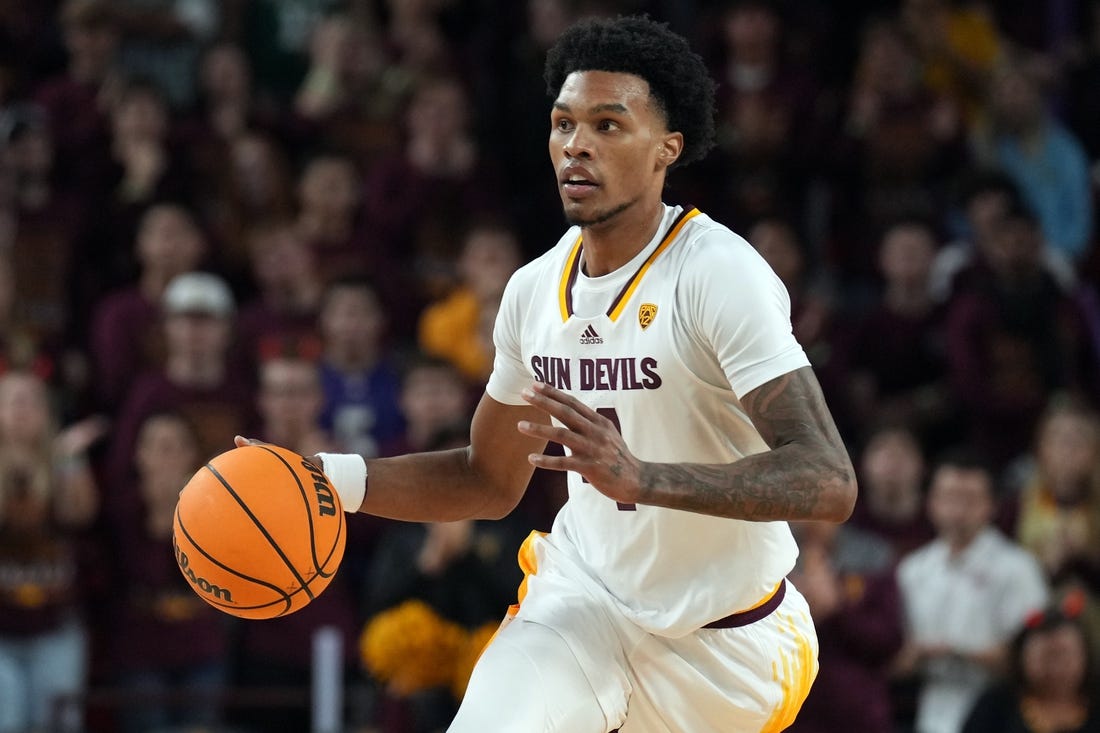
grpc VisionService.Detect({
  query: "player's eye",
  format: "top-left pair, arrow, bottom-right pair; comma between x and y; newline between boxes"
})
554,117 -> 574,132
597,119 -> 620,132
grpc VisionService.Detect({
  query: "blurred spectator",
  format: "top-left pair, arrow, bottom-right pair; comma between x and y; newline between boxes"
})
895,450 -> 1049,733
0,255 -> 55,383
944,203 -> 1098,472
107,410 -> 227,733
0,370 -> 103,733
747,217 -> 835,368
78,76 -> 196,309
295,145 -> 421,334
113,0 -> 220,108
181,41 -> 286,249
238,0 -> 345,97
832,18 -> 964,283
934,168 -> 1017,299
382,356 -> 472,458
293,12 -> 406,162
253,354 -> 331,457
787,519 -> 904,733
383,0 -> 458,83
932,167 -> 1077,301
851,425 -> 936,558
361,75 -> 502,298
418,220 -> 521,385
962,589 -> 1100,733
88,203 -> 207,410
234,221 -> 324,387
103,76 -> 189,209
188,41 -> 270,144
688,0 -> 823,230
711,0 -> 817,135
0,103 -> 87,355
899,0 -> 1003,123
293,150 -> 371,282
230,351 -> 368,733
204,130 -> 296,283
498,0 -> 583,259
33,0 -> 120,175
105,271 -> 249,505
833,218 -> 953,448
1013,399 -> 1100,593
0,109 -> 87,411
971,60 -> 1094,263
364,423 -> 525,733
317,277 -> 404,459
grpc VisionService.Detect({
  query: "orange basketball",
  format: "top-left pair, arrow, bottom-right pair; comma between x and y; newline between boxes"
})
172,444 -> 346,619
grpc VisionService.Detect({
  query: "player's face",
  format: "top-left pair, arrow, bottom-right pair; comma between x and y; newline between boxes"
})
549,70 -> 681,228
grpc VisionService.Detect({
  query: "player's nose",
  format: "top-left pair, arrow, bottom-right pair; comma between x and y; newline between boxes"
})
562,129 -> 594,159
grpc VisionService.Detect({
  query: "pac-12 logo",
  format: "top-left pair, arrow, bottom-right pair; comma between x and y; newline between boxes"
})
638,303 -> 657,330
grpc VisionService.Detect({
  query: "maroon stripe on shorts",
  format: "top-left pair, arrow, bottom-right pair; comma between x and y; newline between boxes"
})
703,578 -> 787,629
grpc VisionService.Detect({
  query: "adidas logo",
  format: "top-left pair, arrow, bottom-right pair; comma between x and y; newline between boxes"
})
579,325 -> 603,345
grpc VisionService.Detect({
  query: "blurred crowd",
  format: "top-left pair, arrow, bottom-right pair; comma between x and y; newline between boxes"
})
0,0 -> 1098,731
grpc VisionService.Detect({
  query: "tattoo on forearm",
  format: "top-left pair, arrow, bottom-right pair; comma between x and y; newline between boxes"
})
639,368 -> 855,521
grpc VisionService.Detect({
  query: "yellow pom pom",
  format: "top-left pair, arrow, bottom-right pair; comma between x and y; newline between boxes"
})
451,621 -> 500,701
360,600 -> 467,696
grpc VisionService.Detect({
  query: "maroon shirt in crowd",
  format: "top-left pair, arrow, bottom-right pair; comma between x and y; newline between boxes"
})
787,569 -> 904,733
88,287 -> 163,410
108,488 -> 227,671
105,370 -> 253,521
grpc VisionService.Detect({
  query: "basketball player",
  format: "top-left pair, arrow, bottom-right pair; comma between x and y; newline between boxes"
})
240,15 -> 856,732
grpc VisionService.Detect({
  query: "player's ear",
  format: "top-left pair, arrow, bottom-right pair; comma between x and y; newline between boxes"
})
656,132 -> 683,170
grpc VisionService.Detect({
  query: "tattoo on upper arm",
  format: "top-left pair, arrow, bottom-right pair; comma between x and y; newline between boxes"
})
740,367 -> 840,451
640,367 -> 854,521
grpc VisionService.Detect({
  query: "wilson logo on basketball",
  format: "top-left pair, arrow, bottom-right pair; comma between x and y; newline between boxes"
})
174,538 -> 233,603
301,459 -> 338,517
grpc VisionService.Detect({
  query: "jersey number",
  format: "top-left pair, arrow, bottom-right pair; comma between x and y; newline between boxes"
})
581,407 -> 635,511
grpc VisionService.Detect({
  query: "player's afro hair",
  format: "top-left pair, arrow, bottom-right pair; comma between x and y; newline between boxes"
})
544,15 -> 717,169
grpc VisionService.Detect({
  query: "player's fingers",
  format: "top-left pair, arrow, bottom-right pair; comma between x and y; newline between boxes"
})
517,420 -> 594,454
527,451 -> 593,475
531,382 -> 602,419
521,385 -> 594,433
234,435 -> 269,448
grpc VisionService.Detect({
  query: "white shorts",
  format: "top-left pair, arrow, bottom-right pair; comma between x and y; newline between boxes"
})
448,533 -> 819,733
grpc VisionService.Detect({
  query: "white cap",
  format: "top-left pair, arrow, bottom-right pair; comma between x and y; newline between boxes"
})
162,271 -> 235,317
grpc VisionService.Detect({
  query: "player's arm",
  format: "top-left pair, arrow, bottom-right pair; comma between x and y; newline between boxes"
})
354,393 -> 549,521
519,365 -> 856,522
244,392 -> 549,522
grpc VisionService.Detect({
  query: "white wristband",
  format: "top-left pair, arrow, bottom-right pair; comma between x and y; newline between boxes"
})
316,453 -> 367,513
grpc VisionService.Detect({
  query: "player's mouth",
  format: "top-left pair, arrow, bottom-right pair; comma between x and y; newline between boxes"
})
560,166 -> 599,198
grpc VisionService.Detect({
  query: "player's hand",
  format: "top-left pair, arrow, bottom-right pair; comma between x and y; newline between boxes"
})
517,382 -> 643,506
235,436 -> 323,472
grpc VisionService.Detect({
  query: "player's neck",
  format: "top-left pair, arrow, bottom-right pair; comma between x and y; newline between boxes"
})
580,201 -> 666,277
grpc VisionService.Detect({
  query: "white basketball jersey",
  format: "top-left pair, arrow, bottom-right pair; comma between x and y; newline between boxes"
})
486,204 -> 809,637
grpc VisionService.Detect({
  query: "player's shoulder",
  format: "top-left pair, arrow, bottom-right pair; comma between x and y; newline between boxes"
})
673,208 -> 773,275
